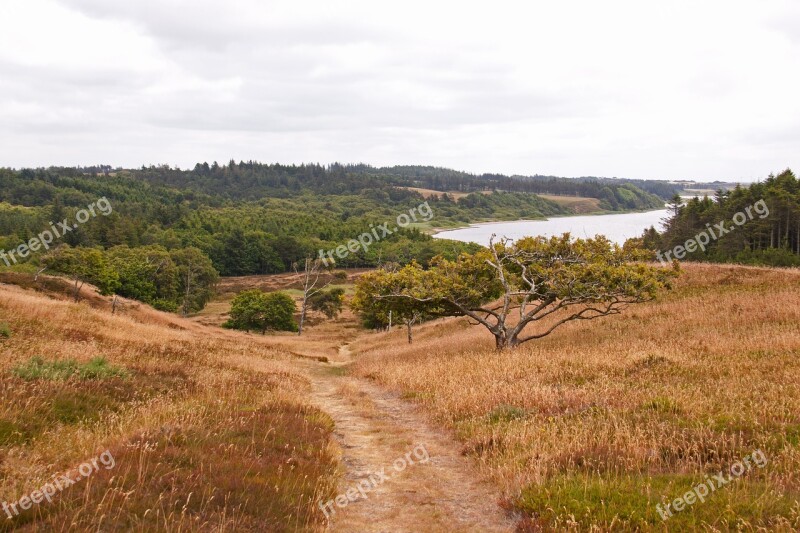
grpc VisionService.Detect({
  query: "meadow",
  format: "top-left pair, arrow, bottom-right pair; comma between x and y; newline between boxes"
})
0,279 -> 338,531
350,263 -> 800,530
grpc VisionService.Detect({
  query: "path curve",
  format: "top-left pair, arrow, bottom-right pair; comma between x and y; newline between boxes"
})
304,347 -> 517,533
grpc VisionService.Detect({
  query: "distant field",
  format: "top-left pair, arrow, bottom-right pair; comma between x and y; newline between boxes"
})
350,263 -> 800,530
399,186 -> 491,200
536,193 -> 602,213
400,187 -> 602,214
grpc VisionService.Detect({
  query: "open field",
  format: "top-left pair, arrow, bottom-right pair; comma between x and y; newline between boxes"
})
398,187 -> 603,215
349,264 -> 800,530
398,187 -> 492,200
535,194 -> 602,214
0,279 -> 338,531
3,263 -> 800,531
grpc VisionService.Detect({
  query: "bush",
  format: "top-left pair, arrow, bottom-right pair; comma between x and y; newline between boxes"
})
224,289 -> 298,333
12,356 -> 128,381
309,288 -> 345,319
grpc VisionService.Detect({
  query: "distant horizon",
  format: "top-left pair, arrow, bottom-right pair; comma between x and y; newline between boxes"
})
3,1 -> 799,183
5,160 -> 781,185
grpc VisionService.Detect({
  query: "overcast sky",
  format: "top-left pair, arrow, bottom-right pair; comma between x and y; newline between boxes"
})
1,0 -> 799,181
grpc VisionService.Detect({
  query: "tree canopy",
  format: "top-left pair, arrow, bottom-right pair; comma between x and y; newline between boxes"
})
354,234 -> 678,349
224,290 -> 298,334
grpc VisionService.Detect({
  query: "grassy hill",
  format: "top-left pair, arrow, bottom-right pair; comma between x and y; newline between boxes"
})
348,263 -> 800,530
0,279 -> 338,531
2,262 -> 799,531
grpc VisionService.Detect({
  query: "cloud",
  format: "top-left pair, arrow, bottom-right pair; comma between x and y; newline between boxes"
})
0,0 -> 799,180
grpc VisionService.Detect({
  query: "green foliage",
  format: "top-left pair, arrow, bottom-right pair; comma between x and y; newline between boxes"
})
225,289 -> 298,333
352,263 -> 438,329
308,288 -> 345,319
0,323 -> 10,338
636,169 -> 800,266
171,246 -> 219,314
0,164 -> 660,278
12,356 -> 128,381
42,244 -> 218,312
42,245 -> 120,296
354,235 -> 677,348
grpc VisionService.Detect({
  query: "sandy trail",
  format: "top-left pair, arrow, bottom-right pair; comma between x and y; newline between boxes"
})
303,343 -> 516,533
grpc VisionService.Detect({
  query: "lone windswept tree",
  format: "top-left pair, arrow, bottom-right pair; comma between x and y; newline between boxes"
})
354,234 -> 678,350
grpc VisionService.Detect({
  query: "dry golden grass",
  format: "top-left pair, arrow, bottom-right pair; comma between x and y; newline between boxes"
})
536,194 -> 602,214
397,187 -> 490,200
398,187 -> 602,215
350,263 -> 800,530
0,281 -> 338,531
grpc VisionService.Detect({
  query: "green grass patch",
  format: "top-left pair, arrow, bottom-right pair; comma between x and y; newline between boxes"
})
12,356 -> 128,381
0,322 -> 10,338
517,473 -> 799,530
0,418 -> 28,446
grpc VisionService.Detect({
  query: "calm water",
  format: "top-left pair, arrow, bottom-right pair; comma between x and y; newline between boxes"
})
432,209 -> 668,246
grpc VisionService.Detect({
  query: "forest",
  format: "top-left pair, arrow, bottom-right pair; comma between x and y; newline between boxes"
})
635,169 -> 800,266
0,162 -> 664,281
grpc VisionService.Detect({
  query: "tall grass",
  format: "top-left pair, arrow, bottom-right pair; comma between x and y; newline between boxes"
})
352,264 -> 800,530
0,282 -> 338,531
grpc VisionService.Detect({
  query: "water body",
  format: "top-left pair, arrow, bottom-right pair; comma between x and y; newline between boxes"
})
432,209 -> 668,246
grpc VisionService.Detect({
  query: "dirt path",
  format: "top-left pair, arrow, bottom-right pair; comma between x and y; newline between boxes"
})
303,343 -> 517,533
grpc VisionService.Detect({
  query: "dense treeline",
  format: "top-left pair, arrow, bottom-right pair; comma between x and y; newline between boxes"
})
1,166 -> 550,280
364,165 -> 671,205
635,169 -> 800,266
118,161 -> 665,207
0,162 -> 668,305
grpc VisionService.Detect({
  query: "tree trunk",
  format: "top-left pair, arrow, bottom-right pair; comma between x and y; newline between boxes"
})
407,321 -> 413,344
73,277 -> 82,302
494,329 -> 520,350
182,268 -> 193,317
298,302 -> 306,336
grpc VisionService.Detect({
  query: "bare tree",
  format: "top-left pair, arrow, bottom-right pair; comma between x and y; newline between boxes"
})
294,257 -> 331,336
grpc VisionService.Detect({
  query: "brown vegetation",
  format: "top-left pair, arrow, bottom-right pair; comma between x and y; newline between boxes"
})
350,264 -> 800,529
0,281 -> 338,531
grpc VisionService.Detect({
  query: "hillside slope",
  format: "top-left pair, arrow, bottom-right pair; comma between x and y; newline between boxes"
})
0,281 -> 338,531
350,263 -> 800,530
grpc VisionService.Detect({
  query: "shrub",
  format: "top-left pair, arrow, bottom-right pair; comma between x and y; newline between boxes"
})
0,323 -> 10,338
224,289 -> 298,333
309,288 -> 345,319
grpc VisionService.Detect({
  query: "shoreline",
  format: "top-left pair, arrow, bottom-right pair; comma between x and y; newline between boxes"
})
428,206 -> 667,237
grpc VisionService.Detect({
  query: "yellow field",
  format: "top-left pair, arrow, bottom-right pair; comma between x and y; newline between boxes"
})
0,278 -> 338,531
398,187 -> 602,214
349,263 -> 800,530
3,263 -> 800,530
